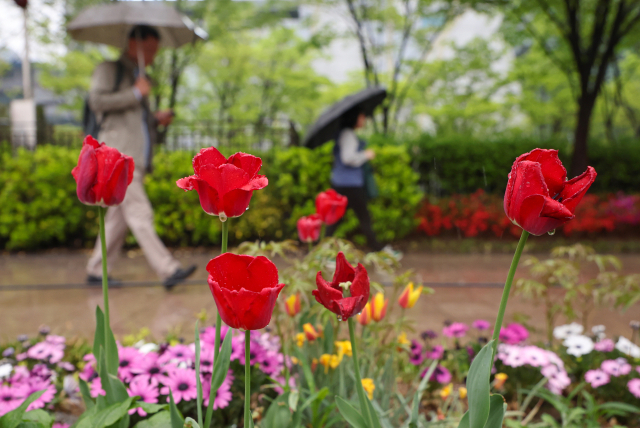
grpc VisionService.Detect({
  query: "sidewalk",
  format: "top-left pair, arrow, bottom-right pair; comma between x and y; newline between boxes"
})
1,249 -> 639,341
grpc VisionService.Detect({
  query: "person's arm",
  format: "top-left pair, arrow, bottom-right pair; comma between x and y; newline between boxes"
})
339,129 -> 370,167
88,62 -> 140,114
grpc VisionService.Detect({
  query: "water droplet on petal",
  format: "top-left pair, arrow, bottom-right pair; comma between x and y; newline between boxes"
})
219,213 -> 228,222
337,316 -> 342,322
548,229 -> 556,236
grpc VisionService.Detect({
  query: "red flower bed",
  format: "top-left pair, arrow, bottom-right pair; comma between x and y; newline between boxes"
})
417,190 -> 640,238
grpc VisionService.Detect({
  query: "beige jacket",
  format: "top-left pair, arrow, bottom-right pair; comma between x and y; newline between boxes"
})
89,55 -> 157,173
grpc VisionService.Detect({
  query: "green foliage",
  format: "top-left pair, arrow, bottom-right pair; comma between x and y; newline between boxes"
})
0,144 -> 420,250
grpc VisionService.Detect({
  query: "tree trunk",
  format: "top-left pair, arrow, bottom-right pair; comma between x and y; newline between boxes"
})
570,94 -> 596,178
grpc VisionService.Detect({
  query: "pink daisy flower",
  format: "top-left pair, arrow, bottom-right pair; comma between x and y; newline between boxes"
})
423,365 -> 451,383
118,347 -> 143,382
160,368 -> 197,403
499,323 -> 529,345
601,358 -> 632,377
158,345 -> 194,366
89,378 -> 105,398
26,342 -> 64,364
521,346 -> 549,367
426,345 -> 444,360
199,347 -> 215,374
132,352 -> 165,383
442,323 -> 468,338
239,341 -> 266,366
200,325 -> 230,350
259,351 -> 284,376
127,376 -> 159,417
585,369 -> 610,388
25,378 -> 56,411
0,384 -> 28,416
628,379 -> 640,398
53,424 -> 70,428
594,338 -> 615,352
203,370 -> 234,410
472,319 -> 491,330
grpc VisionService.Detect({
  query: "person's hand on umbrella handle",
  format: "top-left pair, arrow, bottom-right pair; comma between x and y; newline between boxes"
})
155,109 -> 174,127
365,149 -> 376,160
134,76 -> 151,97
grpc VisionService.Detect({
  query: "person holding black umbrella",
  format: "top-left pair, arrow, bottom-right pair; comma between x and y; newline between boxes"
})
325,106 -> 384,251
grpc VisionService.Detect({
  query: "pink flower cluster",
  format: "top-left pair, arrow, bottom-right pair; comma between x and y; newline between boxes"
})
442,322 -> 468,338
497,344 -> 569,394
499,323 -> 529,345
0,364 -> 57,416
585,357 -> 638,391
79,326 -> 287,413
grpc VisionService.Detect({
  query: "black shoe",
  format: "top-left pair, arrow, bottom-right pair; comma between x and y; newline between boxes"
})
86,275 -> 123,287
163,265 -> 197,290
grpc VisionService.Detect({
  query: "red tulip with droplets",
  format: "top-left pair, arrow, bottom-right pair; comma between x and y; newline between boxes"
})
504,149 -> 596,236
177,147 -> 268,219
297,214 -> 322,243
313,252 -> 369,321
315,189 -> 348,225
71,135 -> 134,207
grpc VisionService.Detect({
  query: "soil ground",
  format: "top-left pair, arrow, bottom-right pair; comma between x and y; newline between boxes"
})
1,247 -> 639,342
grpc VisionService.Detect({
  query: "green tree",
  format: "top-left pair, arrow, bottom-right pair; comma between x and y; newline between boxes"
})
485,0 -> 640,176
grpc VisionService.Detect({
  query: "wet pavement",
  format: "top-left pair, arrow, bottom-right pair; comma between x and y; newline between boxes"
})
1,248 -> 639,342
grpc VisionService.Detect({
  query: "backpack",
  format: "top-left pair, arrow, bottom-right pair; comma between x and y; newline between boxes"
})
82,61 -> 125,138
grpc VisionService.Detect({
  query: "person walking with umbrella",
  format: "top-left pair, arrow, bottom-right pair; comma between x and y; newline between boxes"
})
304,87 -> 388,252
68,4 -> 207,289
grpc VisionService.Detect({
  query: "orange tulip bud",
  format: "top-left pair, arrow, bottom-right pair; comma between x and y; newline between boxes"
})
303,323 -> 320,341
284,293 -> 301,317
371,292 -> 388,322
357,302 -> 372,326
398,282 -> 423,309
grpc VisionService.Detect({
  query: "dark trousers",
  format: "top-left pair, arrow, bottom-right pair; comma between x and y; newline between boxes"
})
326,185 -> 383,251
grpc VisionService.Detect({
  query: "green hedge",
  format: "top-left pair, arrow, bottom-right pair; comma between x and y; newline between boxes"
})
0,144 -> 422,250
396,136 -> 640,195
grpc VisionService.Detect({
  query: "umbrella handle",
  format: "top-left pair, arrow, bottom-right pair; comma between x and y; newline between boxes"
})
136,27 -> 145,77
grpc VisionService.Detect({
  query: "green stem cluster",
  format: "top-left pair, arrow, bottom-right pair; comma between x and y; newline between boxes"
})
348,317 -> 375,427
244,330 -> 252,427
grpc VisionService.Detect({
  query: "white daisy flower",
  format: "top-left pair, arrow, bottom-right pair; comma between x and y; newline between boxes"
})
0,363 -> 12,379
563,335 -> 594,357
615,336 -> 640,358
553,322 -> 584,340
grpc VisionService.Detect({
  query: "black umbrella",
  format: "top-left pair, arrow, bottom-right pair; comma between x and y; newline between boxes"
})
303,87 -> 387,148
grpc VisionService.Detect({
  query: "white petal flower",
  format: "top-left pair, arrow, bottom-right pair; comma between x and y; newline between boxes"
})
615,336 -> 640,358
137,342 -> 159,354
0,363 -> 12,379
563,335 -> 594,357
553,322 -> 584,340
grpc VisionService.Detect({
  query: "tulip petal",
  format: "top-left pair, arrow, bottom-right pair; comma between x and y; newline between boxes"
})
505,160 -> 550,220
207,253 -> 252,291
313,272 -> 343,309
334,296 -> 365,319
333,252 -> 356,284
239,175 -> 269,192
193,147 -> 227,175
83,135 -> 101,149
220,189 -> 253,217
520,149 -> 567,197
199,164 -> 251,197
227,153 -> 263,178
349,264 -> 370,302
517,194 -> 570,236
245,256 -> 279,292
100,157 -> 128,206
559,166 -> 597,213
193,179 -> 221,216
72,144 -> 99,205
176,176 -> 197,191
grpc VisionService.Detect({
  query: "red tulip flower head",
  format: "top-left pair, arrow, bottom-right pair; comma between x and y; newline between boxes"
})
207,253 -> 285,330
297,214 -> 322,243
177,147 -> 268,219
504,149 -> 597,236
315,189 -> 348,225
71,135 -> 135,207
313,252 -> 370,321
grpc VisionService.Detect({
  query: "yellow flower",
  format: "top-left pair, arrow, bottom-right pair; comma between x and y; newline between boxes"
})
440,383 -> 453,399
284,294 -> 301,317
459,387 -> 467,399
303,323 -> 320,341
319,354 -> 332,373
334,340 -> 352,358
290,356 -> 299,365
295,333 -> 305,348
311,358 -> 318,372
371,292 -> 388,322
494,373 -> 508,389
361,378 -> 375,400
330,354 -> 342,369
398,282 -> 423,309
397,332 -> 410,346
357,302 -> 372,326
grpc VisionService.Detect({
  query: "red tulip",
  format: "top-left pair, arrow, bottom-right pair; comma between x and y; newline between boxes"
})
313,252 -> 370,321
71,135 -> 134,207
207,253 -> 285,331
315,189 -> 348,225
297,214 -> 322,243
177,147 -> 268,219
504,149 -> 596,236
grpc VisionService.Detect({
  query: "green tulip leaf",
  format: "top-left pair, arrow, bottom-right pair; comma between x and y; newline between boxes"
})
183,417 -> 200,428
335,396 -> 368,428
169,389 -> 184,428
132,410 -> 171,428
484,394 -> 506,428
466,340 -> 494,428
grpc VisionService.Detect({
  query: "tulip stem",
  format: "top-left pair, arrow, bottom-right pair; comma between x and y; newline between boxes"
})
244,329 -> 252,428
320,224 -> 326,241
98,206 -> 111,372
308,241 -> 313,253
491,230 -> 529,360
348,317 -> 374,427
205,219 -> 229,428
